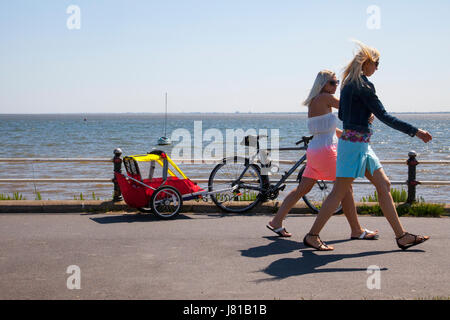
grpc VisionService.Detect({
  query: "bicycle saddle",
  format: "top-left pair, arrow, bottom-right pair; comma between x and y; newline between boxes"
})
240,135 -> 268,147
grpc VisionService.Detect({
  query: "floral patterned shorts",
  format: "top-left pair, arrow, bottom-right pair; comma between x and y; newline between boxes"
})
340,129 -> 372,143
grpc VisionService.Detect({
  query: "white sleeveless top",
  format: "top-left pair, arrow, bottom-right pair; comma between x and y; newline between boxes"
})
307,112 -> 338,150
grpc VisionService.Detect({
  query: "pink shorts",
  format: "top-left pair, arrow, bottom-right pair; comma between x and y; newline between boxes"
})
302,145 -> 337,181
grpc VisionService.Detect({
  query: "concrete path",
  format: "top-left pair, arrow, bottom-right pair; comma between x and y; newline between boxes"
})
0,212 -> 449,300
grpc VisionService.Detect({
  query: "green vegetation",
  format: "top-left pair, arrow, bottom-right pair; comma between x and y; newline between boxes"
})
214,191 -> 258,202
73,193 -> 84,200
0,192 -> 26,200
73,192 -> 101,200
358,201 -> 445,217
415,296 -> 450,300
396,202 -> 445,217
361,187 -> 408,203
358,187 -> 445,217
238,191 -> 258,201
91,192 -> 100,200
358,203 -> 382,215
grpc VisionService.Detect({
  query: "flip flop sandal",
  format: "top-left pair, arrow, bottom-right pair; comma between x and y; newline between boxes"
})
266,224 -> 291,237
396,232 -> 430,250
351,228 -> 379,240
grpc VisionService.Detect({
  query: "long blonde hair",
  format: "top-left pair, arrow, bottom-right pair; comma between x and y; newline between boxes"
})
302,70 -> 336,106
341,40 -> 380,88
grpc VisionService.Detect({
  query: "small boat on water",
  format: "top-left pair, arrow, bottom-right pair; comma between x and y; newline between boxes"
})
157,92 -> 171,145
157,136 -> 171,145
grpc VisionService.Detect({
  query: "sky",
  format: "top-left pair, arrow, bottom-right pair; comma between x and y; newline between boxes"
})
1,0 -> 450,114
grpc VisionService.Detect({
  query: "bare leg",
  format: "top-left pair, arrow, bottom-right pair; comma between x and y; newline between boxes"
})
341,185 -> 378,239
268,177 -> 316,236
365,168 -> 429,247
306,177 -> 354,249
364,168 -> 405,237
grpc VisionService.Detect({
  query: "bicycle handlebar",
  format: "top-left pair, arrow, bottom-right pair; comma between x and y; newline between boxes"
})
295,135 -> 314,146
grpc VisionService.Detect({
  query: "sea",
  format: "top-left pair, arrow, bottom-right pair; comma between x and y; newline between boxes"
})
0,113 -> 449,203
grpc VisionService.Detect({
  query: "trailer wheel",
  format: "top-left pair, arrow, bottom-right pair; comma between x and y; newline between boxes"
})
150,186 -> 183,219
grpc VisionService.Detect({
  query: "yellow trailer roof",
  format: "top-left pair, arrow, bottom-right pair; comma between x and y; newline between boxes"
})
127,153 -> 188,180
130,154 -> 163,162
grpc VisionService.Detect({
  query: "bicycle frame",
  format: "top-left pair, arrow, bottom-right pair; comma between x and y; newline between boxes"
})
234,145 -> 307,194
209,134 -> 341,214
264,147 -> 307,191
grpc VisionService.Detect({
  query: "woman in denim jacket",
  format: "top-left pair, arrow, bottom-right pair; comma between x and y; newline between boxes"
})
267,70 -> 378,240
303,41 -> 432,251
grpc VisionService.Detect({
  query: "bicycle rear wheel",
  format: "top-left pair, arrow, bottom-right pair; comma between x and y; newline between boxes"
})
209,157 -> 267,213
298,165 -> 343,214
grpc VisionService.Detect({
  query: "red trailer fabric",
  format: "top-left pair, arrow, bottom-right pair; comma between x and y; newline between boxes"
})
115,173 -> 205,208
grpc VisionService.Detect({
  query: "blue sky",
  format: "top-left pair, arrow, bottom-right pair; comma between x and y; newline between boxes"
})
1,0 -> 449,113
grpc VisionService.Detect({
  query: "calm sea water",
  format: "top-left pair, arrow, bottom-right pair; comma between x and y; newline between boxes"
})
0,113 -> 449,203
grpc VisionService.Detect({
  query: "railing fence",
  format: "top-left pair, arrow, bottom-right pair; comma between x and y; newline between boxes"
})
0,149 -> 449,204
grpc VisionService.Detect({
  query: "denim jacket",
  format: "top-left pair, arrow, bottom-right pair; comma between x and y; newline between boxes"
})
338,75 -> 418,137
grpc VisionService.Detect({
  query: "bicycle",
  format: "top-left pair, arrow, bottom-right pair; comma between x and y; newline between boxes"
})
208,134 -> 343,214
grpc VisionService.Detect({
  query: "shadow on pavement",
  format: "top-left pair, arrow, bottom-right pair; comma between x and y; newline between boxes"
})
89,214 -> 192,224
257,250 -> 392,281
241,237 -> 424,281
241,237 -> 352,258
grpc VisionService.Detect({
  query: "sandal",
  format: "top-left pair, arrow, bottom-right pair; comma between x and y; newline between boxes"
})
266,224 -> 292,237
396,232 -> 430,250
351,228 -> 379,240
303,233 -> 334,251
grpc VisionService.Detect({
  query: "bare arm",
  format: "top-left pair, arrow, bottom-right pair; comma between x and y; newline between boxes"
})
335,128 -> 343,138
328,95 -> 339,109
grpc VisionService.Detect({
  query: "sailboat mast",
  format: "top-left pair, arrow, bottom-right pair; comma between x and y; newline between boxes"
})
164,92 -> 168,137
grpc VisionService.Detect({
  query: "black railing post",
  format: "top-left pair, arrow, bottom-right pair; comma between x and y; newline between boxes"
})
112,148 -> 123,202
406,150 -> 419,204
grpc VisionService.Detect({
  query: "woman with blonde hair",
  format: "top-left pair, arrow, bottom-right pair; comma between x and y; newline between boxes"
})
303,40 -> 432,251
267,69 -> 378,241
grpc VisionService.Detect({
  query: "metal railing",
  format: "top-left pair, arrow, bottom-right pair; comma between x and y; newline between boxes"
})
0,149 -> 449,204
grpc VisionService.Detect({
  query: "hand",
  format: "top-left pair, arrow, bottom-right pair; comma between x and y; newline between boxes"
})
368,113 -> 375,124
416,129 -> 432,143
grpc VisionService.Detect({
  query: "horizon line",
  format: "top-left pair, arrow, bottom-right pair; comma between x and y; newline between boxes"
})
1,111 -> 450,115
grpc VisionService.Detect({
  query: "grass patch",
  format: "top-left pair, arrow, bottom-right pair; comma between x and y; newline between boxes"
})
361,187 -> 409,203
0,192 -> 26,200
73,193 -> 84,201
397,202 -> 445,217
358,202 -> 445,217
359,187 -> 445,217
215,191 -> 258,202
73,192 -> 101,201
91,192 -> 100,200
358,203 -> 382,216
415,296 -> 450,300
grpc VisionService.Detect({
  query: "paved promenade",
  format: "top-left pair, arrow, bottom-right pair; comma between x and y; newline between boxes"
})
0,211 -> 449,300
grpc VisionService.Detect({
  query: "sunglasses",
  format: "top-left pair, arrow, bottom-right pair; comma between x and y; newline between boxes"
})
328,80 -> 340,86
375,60 -> 379,67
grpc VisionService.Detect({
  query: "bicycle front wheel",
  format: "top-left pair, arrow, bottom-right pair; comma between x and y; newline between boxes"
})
298,165 -> 343,214
208,157 -> 267,213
